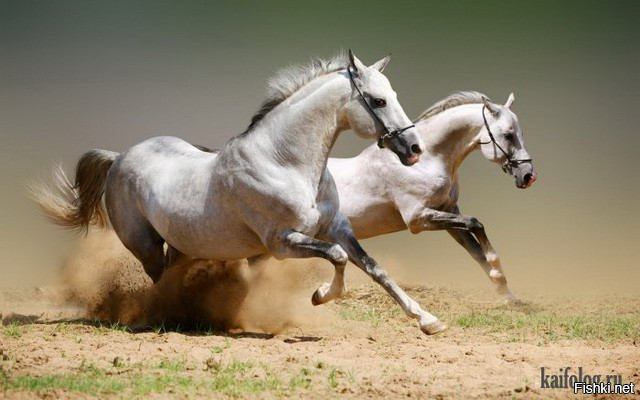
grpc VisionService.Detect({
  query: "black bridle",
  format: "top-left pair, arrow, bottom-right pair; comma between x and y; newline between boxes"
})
480,105 -> 532,173
347,68 -> 415,148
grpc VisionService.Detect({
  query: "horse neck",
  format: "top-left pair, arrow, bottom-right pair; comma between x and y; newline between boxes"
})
250,72 -> 349,182
418,103 -> 485,174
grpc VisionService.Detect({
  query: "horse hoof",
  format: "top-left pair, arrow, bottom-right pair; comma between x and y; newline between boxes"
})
311,282 -> 335,306
421,320 -> 448,335
311,290 -> 322,306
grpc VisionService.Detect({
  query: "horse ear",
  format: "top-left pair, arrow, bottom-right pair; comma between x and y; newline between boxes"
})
505,92 -> 515,109
482,96 -> 500,116
370,54 -> 391,72
348,49 -> 366,75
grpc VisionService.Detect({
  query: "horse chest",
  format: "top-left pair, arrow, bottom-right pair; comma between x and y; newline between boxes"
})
410,166 -> 453,208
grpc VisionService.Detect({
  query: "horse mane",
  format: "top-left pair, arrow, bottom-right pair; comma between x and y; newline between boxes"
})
242,52 -> 349,134
415,91 -> 489,122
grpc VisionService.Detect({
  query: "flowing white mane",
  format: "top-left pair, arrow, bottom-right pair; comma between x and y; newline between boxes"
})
415,91 -> 488,122
243,52 -> 349,133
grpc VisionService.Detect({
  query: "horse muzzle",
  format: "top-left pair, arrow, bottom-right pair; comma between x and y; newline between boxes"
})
382,129 -> 424,166
516,170 -> 537,189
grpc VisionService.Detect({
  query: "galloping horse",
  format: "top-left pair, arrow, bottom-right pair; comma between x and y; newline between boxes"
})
35,51 -> 450,335
329,92 -> 536,303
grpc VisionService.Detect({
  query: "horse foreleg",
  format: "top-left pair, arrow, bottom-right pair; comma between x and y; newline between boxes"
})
268,230 -> 347,305
446,228 -> 518,303
447,207 -> 514,297
403,205 -> 517,302
323,213 -> 447,335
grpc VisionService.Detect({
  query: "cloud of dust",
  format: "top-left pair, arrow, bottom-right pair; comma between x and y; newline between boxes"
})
59,230 -> 336,333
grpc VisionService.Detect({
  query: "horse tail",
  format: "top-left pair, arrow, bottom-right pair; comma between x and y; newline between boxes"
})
30,149 -> 119,232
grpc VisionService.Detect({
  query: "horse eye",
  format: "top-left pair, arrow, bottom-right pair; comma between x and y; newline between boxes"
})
504,132 -> 515,141
372,98 -> 387,108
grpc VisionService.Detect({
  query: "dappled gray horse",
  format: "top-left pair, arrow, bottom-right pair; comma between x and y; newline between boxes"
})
34,51 -> 450,335
329,92 -> 536,305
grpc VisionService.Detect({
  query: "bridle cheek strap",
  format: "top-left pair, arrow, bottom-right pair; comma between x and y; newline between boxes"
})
347,68 -> 415,149
377,125 -> 415,149
479,105 -> 532,173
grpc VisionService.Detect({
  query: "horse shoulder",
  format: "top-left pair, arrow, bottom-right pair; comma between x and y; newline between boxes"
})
332,155 -> 394,212
218,149 -> 326,237
393,160 -> 452,207
327,157 -> 362,194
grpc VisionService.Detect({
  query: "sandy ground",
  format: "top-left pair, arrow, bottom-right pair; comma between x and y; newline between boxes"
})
2,287 -> 639,399
0,233 -> 639,399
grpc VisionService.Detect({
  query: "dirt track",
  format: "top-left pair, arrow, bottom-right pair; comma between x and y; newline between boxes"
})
2,284 -> 639,399
0,233 -> 639,399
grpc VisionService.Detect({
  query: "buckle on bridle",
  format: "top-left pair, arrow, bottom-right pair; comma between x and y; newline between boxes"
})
377,125 -> 415,148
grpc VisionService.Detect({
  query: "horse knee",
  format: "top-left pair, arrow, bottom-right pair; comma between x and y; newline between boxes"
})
328,244 -> 348,266
469,217 -> 484,231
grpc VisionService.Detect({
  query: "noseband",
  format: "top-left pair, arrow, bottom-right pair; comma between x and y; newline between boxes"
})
480,106 -> 532,173
347,68 -> 415,148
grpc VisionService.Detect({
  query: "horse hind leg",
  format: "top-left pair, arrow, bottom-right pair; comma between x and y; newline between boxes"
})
110,213 -> 167,283
166,245 -> 189,269
126,229 -> 165,283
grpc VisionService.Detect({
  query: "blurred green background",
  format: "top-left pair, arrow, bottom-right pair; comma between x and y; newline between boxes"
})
1,0 -> 638,295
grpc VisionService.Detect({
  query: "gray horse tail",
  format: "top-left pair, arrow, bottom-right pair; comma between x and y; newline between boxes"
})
30,149 -> 119,232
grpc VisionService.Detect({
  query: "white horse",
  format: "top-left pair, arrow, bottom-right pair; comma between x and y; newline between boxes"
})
34,51 -> 450,335
329,92 -> 536,304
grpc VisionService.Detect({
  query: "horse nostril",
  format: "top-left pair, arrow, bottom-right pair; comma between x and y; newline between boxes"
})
523,173 -> 532,184
411,144 -> 423,155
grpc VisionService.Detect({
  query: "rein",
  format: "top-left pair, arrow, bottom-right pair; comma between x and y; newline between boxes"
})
480,105 -> 532,173
347,68 -> 415,148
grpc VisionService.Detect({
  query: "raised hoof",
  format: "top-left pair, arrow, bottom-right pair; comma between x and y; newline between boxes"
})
420,320 -> 448,335
311,282 -> 332,306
